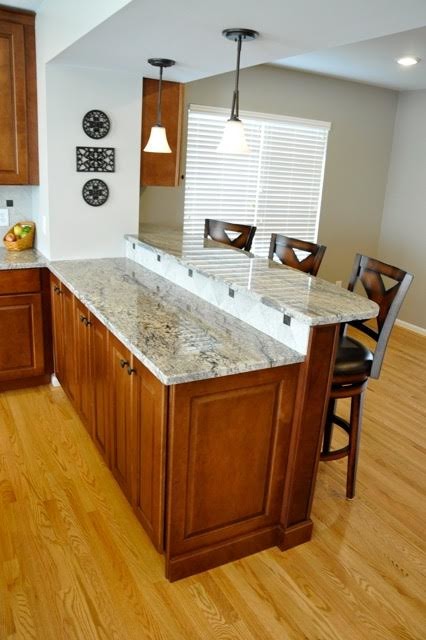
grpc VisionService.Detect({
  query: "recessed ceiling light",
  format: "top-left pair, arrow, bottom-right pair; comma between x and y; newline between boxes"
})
396,56 -> 421,67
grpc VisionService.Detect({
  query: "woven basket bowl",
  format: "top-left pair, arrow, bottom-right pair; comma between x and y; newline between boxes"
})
3,221 -> 35,251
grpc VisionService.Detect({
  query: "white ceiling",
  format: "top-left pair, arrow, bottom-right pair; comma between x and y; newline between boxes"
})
276,26 -> 426,91
53,0 -> 426,86
0,0 -> 43,10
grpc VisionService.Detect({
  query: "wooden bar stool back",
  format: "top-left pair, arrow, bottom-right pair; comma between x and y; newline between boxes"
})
204,219 -> 256,251
268,233 -> 326,276
321,254 -> 414,498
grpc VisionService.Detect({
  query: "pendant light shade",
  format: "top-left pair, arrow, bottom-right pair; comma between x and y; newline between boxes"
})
216,28 -> 259,155
143,58 -> 175,154
216,118 -> 249,154
144,125 -> 172,153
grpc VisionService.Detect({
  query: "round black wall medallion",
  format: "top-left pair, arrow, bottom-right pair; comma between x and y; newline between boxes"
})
82,110 -> 110,139
82,179 -> 109,206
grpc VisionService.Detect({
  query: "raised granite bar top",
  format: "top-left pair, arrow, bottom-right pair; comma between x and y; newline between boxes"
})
49,258 -> 304,385
127,227 -> 378,326
0,247 -> 47,269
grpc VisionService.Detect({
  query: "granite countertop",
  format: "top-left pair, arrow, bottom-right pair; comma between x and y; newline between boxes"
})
0,247 -> 47,269
127,227 -> 379,326
49,258 -> 304,385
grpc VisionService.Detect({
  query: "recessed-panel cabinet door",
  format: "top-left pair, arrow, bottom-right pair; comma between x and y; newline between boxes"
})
132,361 -> 167,552
0,20 -> 28,183
109,333 -> 134,499
0,7 -> 38,185
61,285 -> 79,406
0,293 -> 44,380
91,315 -> 110,461
50,275 -> 64,382
74,299 -> 93,433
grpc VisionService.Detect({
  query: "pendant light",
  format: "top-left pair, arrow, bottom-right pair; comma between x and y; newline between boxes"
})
143,58 -> 175,153
217,28 -> 259,155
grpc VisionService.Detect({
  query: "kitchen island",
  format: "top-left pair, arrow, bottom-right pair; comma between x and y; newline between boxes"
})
0,240 -> 377,580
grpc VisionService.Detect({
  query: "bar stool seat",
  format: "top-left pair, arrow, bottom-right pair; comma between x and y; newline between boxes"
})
334,336 -> 373,378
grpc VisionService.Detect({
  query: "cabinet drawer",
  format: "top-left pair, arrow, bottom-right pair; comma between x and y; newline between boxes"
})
0,269 -> 41,295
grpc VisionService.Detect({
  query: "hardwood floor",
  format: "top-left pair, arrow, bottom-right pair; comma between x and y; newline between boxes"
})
0,325 -> 425,639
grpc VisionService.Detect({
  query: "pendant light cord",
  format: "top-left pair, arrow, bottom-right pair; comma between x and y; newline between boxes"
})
230,35 -> 242,121
156,65 -> 164,126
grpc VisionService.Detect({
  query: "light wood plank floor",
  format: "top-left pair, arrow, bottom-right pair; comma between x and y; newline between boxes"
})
0,325 -> 425,639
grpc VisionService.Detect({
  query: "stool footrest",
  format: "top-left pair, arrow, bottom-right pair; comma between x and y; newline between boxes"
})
320,415 -> 350,461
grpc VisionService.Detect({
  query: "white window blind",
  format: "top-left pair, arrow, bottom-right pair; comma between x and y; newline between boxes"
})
183,105 -> 330,257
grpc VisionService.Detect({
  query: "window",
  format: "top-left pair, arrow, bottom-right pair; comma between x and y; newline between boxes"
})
183,105 -> 330,257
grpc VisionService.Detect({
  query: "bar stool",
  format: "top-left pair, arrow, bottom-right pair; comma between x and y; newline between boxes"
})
268,233 -> 326,276
321,254 -> 414,498
204,219 -> 256,251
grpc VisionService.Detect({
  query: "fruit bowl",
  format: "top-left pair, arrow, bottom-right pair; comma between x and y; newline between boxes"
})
3,221 -> 35,251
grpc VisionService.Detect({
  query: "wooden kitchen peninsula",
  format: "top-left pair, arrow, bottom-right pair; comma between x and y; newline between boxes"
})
0,241 -> 377,581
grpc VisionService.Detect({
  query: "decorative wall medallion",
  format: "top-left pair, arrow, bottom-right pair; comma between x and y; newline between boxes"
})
82,110 -> 110,139
76,147 -> 115,172
82,179 -> 109,206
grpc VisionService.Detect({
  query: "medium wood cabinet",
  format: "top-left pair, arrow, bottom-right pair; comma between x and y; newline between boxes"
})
109,333 -> 135,499
132,364 -> 167,552
0,6 -> 38,185
0,292 -> 44,381
108,334 -> 166,549
50,276 -> 65,382
50,276 -> 82,408
49,273 -> 337,580
140,78 -> 184,187
0,268 -> 51,389
74,298 -> 94,432
90,314 -> 109,460
51,277 -> 107,444
60,284 -> 79,406
50,277 -> 165,550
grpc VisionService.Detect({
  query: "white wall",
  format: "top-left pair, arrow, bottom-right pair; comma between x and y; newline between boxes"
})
379,90 -> 426,330
34,0 -> 134,257
46,64 -> 141,260
141,65 -> 398,285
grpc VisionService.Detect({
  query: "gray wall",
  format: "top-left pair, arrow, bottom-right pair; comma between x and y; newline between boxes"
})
140,64 -> 398,284
379,90 -> 426,330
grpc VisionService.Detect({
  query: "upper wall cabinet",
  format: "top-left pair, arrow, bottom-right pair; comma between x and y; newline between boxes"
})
0,6 -> 38,185
140,78 -> 184,187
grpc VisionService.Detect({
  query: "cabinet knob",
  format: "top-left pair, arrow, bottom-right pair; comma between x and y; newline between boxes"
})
54,285 -> 62,295
85,319 -> 92,327
80,315 -> 86,323
127,367 -> 136,376
120,359 -> 129,368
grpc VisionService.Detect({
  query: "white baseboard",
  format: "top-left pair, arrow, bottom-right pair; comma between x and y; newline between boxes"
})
395,319 -> 426,336
51,374 -> 61,387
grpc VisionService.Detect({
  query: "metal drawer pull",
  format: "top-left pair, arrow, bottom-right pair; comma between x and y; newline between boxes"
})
80,315 -> 86,323
127,367 -> 136,376
120,359 -> 129,368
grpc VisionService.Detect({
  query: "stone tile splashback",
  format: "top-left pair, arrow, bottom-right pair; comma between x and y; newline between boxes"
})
0,186 -> 35,235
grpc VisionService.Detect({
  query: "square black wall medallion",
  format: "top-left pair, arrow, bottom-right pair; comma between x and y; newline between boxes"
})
76,146 -> 115,172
